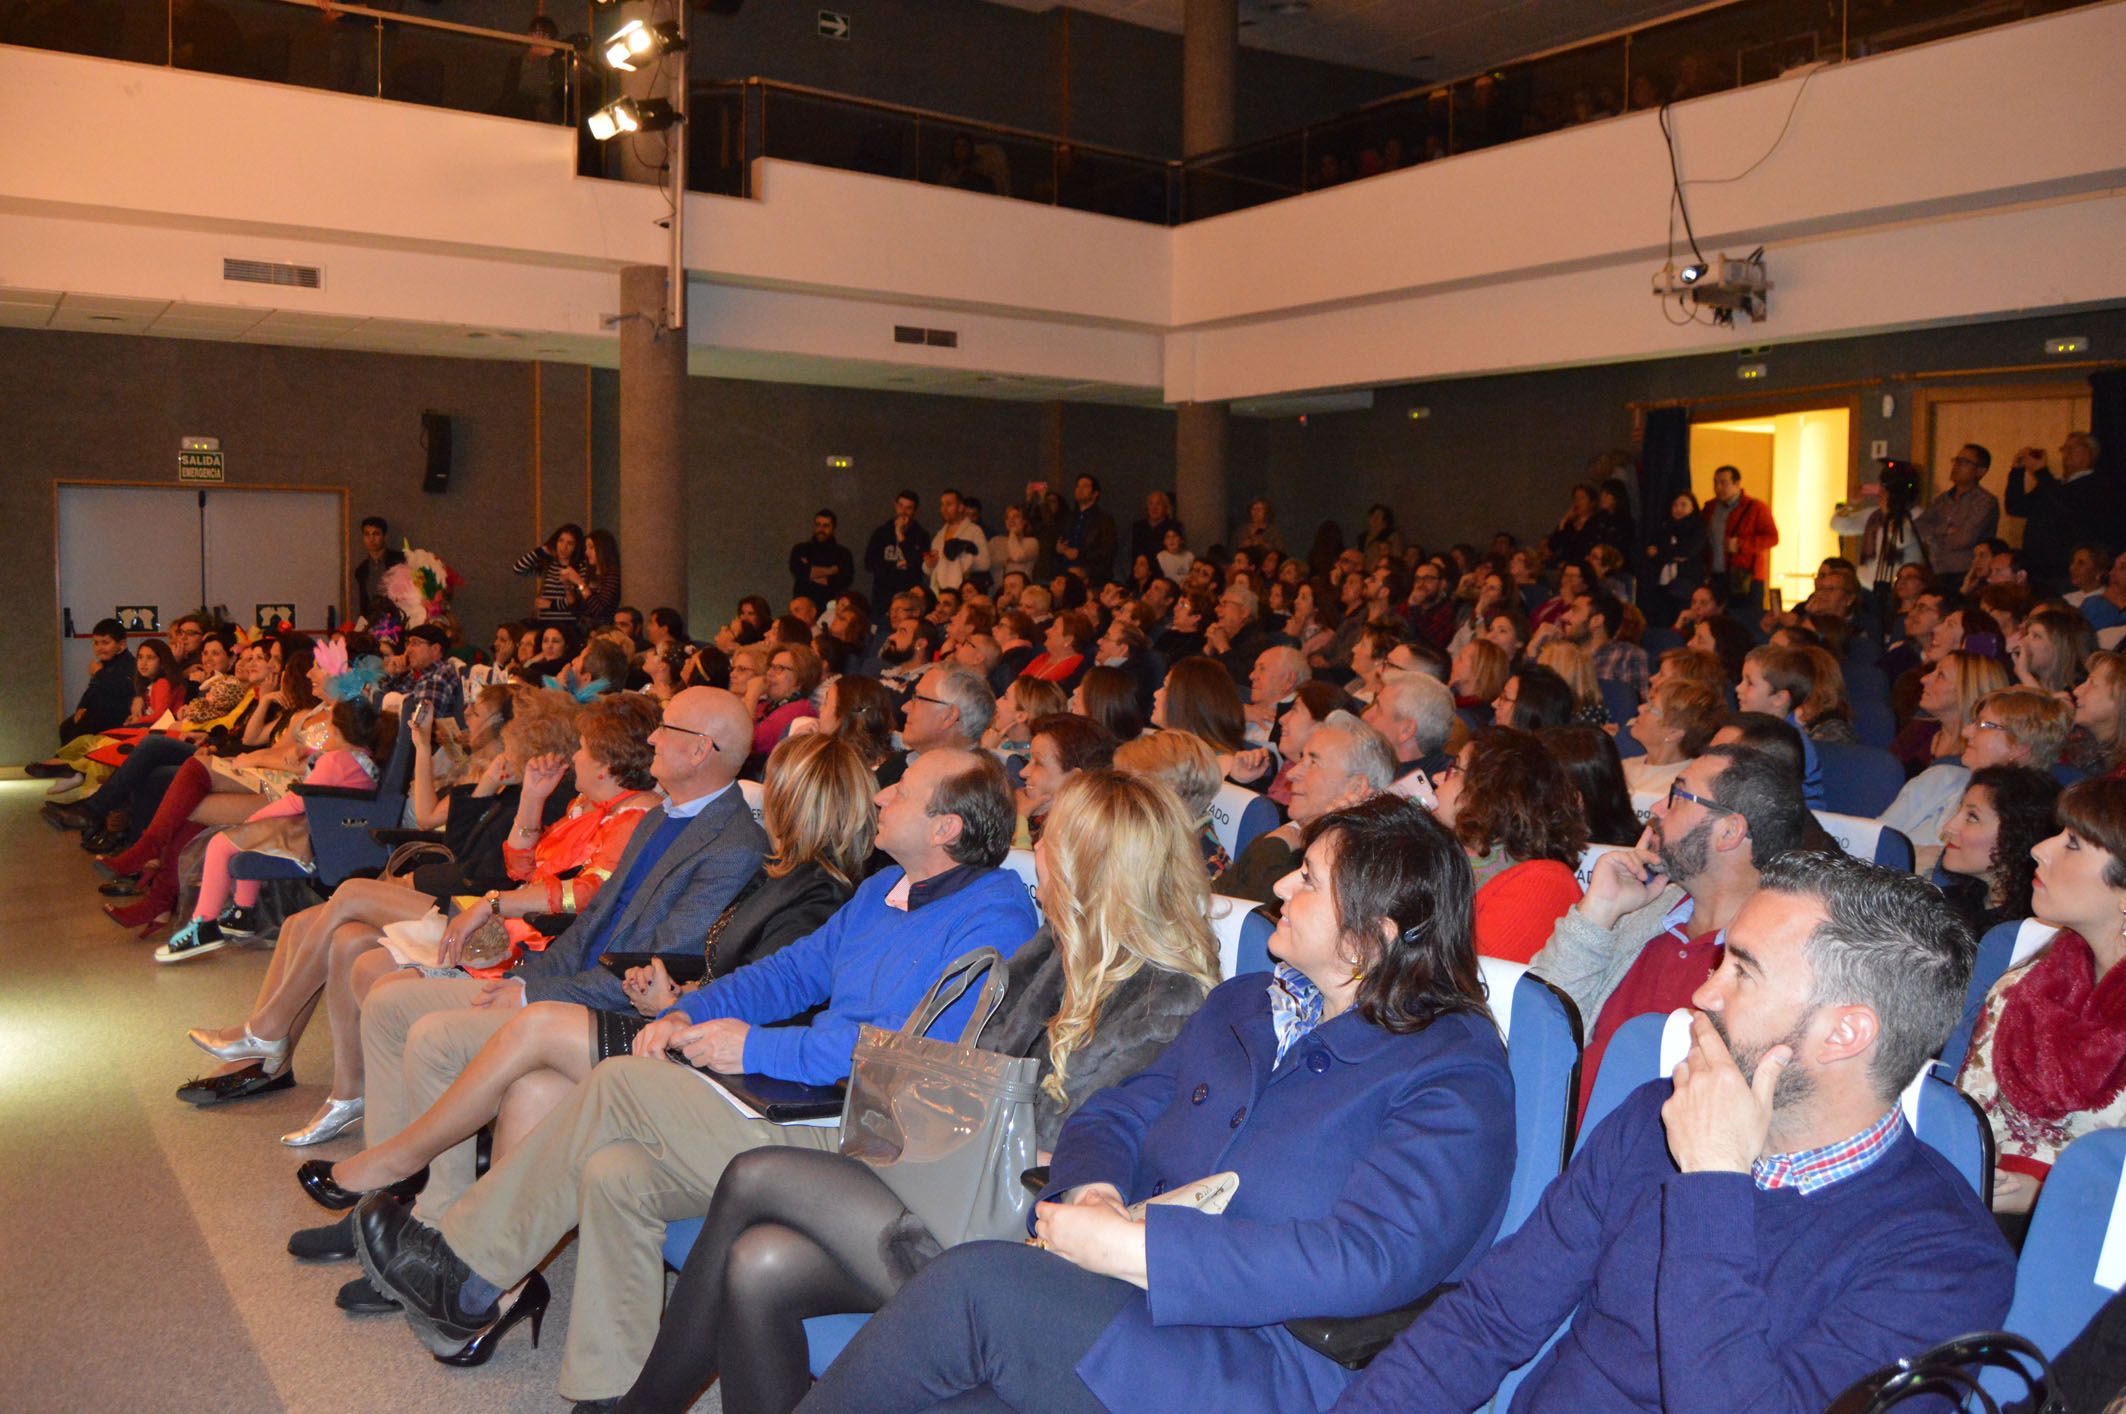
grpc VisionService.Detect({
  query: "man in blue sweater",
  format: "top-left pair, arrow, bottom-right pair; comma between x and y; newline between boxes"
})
1338,851 -> 2016,1414
356,748 -> 1039,1404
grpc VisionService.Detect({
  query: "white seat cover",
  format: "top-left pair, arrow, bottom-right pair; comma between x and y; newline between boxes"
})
1207,782 -> 1260,858
1897,1065 -> 1929,1128
1207,895 -> 1254,980
737,778 -> 765,824
1574,844 -> 1622,891
1657,1009 -> 1694,1076
998,848 -> 1039,903
2010,918 -> 2061,968
2097,1154 -> 2126,1292
1814,810 -> 1885,862
1476,956 -> 1527,1045
1629,789 -> 1661,823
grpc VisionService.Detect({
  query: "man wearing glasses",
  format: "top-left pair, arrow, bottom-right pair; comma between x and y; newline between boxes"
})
1921,438 -> 1998,578
877,663 -> 995,789
1530,746 -> 1809,1118
1403,559 -> 1456,653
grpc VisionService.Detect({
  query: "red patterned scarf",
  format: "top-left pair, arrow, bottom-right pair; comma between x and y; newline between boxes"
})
1991,931 -> 2126,1122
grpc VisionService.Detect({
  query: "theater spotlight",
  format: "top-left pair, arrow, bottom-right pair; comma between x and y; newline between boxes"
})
587,96 -> 681,141
602,18 -> 684,71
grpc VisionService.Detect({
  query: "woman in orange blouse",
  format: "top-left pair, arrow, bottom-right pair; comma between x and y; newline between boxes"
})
1428,726 -> 1589,964
183,692 -> 658,1147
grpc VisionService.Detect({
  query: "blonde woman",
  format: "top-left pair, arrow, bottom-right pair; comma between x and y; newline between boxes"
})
299,731 -> 873,1209
1115,727 -> 1228,876
613,768 -> 1218,1414
1895,651 -> 2012,776
1451,638 -> 1511,724
1884,686 -> 2075,866
1537,640 -> 1607,725
984,674 -> 1067,758
2067,650 -> 2126,777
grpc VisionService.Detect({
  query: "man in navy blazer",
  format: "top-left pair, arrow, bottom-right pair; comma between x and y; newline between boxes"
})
322,688 -> 766,1254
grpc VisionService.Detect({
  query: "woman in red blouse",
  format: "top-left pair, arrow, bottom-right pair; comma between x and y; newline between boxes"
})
1021,610 -> 1093,684
1429,726 -> 1589,963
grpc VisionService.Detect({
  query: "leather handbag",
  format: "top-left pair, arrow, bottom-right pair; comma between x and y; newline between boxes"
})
838,947 -> 1042,1249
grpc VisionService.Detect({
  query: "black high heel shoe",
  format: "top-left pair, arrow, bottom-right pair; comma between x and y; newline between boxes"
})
434,1271 -> 550,1367
297,1158 -> 429,1212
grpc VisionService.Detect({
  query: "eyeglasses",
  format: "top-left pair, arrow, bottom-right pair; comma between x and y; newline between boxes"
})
909,692 -> 957,714
1970,719 -> 2007,734
656,719 -> 721,752
1431,762 -> 1462,782
1666,781 -> 1736,815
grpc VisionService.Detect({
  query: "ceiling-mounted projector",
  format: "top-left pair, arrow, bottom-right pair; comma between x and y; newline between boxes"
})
1653,253 -> 1771,323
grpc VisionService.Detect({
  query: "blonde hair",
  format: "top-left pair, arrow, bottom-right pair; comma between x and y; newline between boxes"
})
1657,648 -> 1727,696
2085,653 -> 2126,757
1940,651 -> 2011,727
1457,638 -> 1510,704
1037,771 -> 1219,1104
1113,728 -> 1222,819
730,643 -> 771,674
1537,640 -> 1599,710
760,732 -> 876,886
1973,687 -> 2075,768
1008,676 -> 1068,722
500,687 -> 582,769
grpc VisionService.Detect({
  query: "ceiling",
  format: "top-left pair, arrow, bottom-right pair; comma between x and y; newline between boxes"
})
984,0 -> 1713,81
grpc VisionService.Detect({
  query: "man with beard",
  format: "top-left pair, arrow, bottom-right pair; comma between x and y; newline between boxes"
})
1530,745 -> 1809,1117
1340,851 -> 2012,1413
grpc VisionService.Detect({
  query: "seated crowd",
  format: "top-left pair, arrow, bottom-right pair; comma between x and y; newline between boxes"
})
36,462 -> 2126,1411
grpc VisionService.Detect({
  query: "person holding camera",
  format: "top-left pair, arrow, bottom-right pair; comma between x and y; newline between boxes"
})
1833,461 -> 1927,628
2005,432 -> 2104,590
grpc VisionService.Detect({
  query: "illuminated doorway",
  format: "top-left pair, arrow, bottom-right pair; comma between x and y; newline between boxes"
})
1690,408 -> 1852,609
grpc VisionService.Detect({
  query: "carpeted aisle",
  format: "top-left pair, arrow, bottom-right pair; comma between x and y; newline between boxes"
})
0,781 -> 715,1411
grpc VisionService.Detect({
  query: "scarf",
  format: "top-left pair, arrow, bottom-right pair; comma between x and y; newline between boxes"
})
1991,930 -> 2126,1122
1268,963 -> 1326,1069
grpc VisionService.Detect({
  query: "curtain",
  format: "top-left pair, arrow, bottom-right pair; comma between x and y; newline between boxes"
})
2089,368 -> 2126,548
1637,406 -> 1691,605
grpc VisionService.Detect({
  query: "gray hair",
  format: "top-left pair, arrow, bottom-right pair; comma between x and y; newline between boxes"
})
1320,710 -> 1400,791
1258,645 -> 1311,691
930,664 -> 997,744
925,751 -> 1015,868
1755,851 -> 1974,1102
1375,674 -> 1455,754
1222,584 -> 1259,618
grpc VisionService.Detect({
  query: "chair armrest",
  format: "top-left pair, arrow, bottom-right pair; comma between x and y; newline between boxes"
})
371,828 -> 446,848
292,782 -> 382,802
1283,1283 -> 1459,1371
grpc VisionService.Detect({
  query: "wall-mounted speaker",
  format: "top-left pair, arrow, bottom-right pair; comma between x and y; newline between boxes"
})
421,411 -> 452,494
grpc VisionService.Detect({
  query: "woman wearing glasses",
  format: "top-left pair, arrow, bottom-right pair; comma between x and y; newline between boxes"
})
1880,688 -> 2073,868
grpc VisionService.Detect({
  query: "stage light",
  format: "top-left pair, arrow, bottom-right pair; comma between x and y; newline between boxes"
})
603,18 -> 684,71
587,96 -> 680,141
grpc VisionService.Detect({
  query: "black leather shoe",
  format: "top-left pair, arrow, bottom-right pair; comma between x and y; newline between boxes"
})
176,1064 -> 294,1107
288,1214 -> 356,1263
570,1398 -> 618,1412
40,802 -> 93,831
297,1159 -> 429,1212
81,828 -> 121,853
352,1194 -> 492,1353
98,876 -> 143,898
336,1274 -> 401,1314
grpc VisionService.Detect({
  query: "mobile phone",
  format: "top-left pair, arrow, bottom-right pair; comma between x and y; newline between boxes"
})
1767,588 -> 1784,614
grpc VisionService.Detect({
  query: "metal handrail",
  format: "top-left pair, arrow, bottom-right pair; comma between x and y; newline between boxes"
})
259,0 -> 560,51
695,76 -> 1178,171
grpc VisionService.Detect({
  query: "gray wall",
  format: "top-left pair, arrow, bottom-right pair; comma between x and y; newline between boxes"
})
1239,306 -> 2126,557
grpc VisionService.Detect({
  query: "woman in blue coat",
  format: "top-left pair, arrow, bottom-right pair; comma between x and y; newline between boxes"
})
801,794 -> 1517,1413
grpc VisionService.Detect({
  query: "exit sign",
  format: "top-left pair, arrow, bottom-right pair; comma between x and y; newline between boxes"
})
818,10 -> 850,40
179,435 -> 224,482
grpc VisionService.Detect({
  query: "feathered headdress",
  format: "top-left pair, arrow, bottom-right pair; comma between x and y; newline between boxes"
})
315,637 -> 385,703
544,674 -> 609,704
381,542 -> 464,628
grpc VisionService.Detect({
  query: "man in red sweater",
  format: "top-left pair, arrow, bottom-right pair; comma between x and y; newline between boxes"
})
1704,464 -> 1780,613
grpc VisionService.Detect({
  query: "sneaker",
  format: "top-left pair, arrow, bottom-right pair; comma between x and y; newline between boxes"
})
217,906 -> 263,940
154,918 -> 225,965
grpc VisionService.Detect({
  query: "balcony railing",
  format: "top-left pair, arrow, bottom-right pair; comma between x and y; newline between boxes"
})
0,0 -> 580,125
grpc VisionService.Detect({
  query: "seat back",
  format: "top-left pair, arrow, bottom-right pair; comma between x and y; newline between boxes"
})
1815,741 -> 1905,818
1478,957 -> 1584,1239
1629,788 -> 1660,823
1852,696 -> 1896,750
1575,1009 -> 1692,1154
1597,678 -> 1640,728
997,847 -> 1040,905
1207,780 -> 1277,859
1573,843 -> 1623,890
301,718 -> 416,885
1233,904 -> 1277,977
1984,1128 -> 2126,1401
1812,810 -> 1915,871
1937,918 -> 2057,1076
1900,1068 -> 1993,1202
738,778 -> 765,825
1208,894 -> 1263,980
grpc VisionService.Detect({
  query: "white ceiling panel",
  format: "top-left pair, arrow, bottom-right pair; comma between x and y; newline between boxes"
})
0,287 -> 63,309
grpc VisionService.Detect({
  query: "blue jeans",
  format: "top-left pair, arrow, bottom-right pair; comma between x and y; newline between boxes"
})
799,1240 -> 1133,1413
83,735 -> 197,822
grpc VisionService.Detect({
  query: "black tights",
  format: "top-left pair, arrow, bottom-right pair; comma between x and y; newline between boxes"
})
615,1146 -> 914,1414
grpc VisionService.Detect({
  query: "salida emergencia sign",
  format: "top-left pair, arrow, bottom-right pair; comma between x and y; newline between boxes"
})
179,435 -> 224,483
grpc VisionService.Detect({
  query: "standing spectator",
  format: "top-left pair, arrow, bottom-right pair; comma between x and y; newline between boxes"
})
989,503 -> 1041,582
1128,490 -> 1183,566
2005,432 -> 2105,590
1233,497 -> 1285,557
514,523 -> 586,624
1054,475 -> 1117,586
1831,466 -> 1925,596
353,515 -> 407,622
1914,443 -> 2000,580
863,491 -> 930,605
787,510 -> 854,612
1704,464 -> 1779,611
1586,478 -> 1635,566
568,530 -> 623,629
924,488 -> 991,595
1549,483 -> 1599,567
1360,503 -> 1403,567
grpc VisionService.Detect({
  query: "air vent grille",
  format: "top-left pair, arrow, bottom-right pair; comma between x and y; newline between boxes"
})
894,324 -> 959,347
223,258 -> 322,289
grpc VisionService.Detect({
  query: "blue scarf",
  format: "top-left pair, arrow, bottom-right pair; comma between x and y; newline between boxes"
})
1268,962 -> 1327,1068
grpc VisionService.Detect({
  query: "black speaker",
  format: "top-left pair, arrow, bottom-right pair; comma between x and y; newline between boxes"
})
421,411 -> 452,494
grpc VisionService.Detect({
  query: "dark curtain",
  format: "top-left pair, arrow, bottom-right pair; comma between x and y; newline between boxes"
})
2089,368 -> 2126,551
1637,407 -> 1690,605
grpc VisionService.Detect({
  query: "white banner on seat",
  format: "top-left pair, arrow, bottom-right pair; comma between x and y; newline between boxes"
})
1658,1009 -> 1694,1076
1574,844 -> 1621,890
2095,1154 -> 2126,1293
2010,919 -> 2061,969
999,848 -> 1039,903
1476,956 -> 1527,1045
1207,895 -> 1254,981
1897,1065 -> 1928,1128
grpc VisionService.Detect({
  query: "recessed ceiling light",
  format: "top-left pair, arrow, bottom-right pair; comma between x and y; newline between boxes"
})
87,314 -> 126,322
1268,1 -> 1311,14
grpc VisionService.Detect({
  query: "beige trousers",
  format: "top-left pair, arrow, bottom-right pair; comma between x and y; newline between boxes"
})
439,1054 -> 840,1400
357,974 -> 510,1223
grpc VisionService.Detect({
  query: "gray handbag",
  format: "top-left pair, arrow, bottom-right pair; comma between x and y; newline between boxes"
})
839,947 -> 1042,1248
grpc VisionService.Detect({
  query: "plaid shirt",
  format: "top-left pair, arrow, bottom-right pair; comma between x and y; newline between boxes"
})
1752,1104 -> 1904,1195
382,659 -> 466,729
1592,639 -> 1650,700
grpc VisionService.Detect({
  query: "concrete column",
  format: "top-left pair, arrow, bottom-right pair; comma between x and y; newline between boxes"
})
618,265 -> 687,614
1176,400 -> 1229,554
1178,0 -> 1236,549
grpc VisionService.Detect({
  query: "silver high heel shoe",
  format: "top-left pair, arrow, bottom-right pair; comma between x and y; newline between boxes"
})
282,1096 -> 365,1147
188,1025 -> 291,1066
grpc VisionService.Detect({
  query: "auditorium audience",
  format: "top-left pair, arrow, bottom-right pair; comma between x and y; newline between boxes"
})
1493,662 -> 1575,732
1430,728 -> 1587,961
1959,778 -> 2126,1215
1214,711 -> 1397,902
1344,851 -> 2012,1411
2067,650 -> 2126,777
1894,649 -> 2010,777
1542,724 -> 1643,848
810,795 -> 1513,1413
514,524 -> 586,624
1880,687 -> 2073,857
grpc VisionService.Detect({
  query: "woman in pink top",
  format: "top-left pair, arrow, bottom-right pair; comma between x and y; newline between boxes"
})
154,697 -> 384,965
749,643 -> 822,756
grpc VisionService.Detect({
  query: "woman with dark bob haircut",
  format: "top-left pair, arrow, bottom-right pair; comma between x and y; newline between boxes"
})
804,795 -> 1515,1413
1541,724 -> 1643,848
1431,727 -> 1589,963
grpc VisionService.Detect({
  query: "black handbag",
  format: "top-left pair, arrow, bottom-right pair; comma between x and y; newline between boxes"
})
1283,1284 -> 1459,1371
1824,1331 -> 2063,1414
